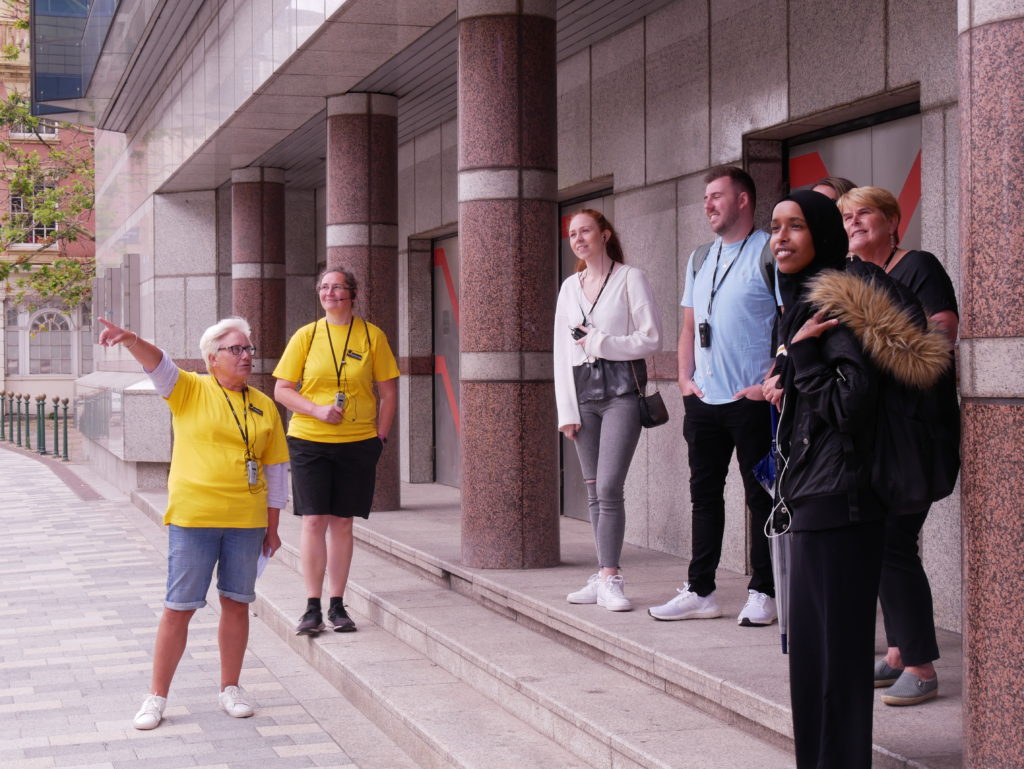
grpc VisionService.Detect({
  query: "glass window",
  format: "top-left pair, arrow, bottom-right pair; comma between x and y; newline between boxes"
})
79,301 -> 93,374
29,310 -> 72,374
9,119 -> 58,138
10,185 -> 57,244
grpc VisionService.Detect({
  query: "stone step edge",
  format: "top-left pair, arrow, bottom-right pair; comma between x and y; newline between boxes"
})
253,556 -> 596,769
129,491 -> 914,769
129,491 -> 593,769
347,522 -> 922,769
313,542 -> 799,769
348,521 -> 795,737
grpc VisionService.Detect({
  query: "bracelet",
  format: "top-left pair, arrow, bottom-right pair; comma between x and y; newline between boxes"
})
125,332 -> 139,351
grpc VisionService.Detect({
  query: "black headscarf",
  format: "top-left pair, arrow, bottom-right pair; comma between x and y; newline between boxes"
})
775,189 -> 849,346
771,190 -> 849,418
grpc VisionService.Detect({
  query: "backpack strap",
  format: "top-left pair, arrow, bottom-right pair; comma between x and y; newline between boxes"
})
690,241 -> 714,279
690,238 -> 777,298
759,240 -> 777,299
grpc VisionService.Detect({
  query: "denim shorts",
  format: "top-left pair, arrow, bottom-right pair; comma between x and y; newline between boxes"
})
165,525 -> 266,610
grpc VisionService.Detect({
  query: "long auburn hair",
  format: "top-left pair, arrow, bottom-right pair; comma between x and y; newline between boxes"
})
568,209 -> 625,272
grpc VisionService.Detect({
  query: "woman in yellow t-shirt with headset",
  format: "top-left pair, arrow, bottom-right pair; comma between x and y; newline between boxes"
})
274,268 -> 399,635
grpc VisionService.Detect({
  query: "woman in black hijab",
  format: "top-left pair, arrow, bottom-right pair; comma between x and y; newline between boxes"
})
768,190 -> 888,769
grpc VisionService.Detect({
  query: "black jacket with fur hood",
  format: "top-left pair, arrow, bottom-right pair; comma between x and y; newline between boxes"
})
776,265 -> 951,531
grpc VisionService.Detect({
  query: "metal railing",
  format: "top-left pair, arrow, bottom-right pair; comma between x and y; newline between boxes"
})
0,391 -> 72,460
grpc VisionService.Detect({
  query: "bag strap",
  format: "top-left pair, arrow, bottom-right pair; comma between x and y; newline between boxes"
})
624,270 -> 659,396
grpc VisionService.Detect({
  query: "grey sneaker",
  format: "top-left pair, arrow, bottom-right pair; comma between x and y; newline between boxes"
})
647,583 -> 722,621
881,671 -> 938,706
132,693 -> 166,730
567,573 -> 601,604
596,574 -> 632,611
873,658 -> 904,688
219,685 -> 254,718
295,607 -> 324,635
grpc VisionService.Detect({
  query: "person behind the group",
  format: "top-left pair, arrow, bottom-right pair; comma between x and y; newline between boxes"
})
838,185 -> 959,706
811,175 -> 857,201
273,268 -> 399,635
766,189 -> 949,768
648,165 -> 777,626
98,316 -> 289,731
554,209 -> 662,612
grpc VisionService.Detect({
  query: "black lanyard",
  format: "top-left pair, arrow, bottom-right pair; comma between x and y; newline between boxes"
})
705,230 -> 753,316
216,379 -> 253,459
577,263 -> 615,324
325,318 -> 355,391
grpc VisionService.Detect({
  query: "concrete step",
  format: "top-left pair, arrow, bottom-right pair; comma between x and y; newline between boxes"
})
131,483 -> 964,769
344,492 -> 963,769
261,541 -> 795,769
133,490 -> 794,768
251,548 -> 602,769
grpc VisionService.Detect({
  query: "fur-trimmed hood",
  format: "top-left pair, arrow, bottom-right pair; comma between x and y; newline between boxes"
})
806,269 -> 952,390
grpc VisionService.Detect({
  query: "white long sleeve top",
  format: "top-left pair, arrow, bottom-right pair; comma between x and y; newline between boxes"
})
553,263 -> 662,429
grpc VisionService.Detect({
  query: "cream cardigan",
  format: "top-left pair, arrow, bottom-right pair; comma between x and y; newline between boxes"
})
553,263 -> 662,429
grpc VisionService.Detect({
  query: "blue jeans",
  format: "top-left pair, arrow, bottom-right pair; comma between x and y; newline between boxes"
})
165,525 -> 265,610
573,393 -> 642,569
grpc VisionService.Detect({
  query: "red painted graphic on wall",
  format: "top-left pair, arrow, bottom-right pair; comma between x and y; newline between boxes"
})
434,354 -> 461,437
433,247 -> 460,327
788,152 -> 830,189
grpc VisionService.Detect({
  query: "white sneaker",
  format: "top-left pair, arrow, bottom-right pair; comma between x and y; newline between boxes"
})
567,573 -> 601,604
647,583 -> 722,621
218,685 -> 254,718
133,693 -> 166,730
596,574 -> 632,611
737,589 -> 777,626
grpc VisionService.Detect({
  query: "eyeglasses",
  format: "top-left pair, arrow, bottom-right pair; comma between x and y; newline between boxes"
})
217,345 -> 256,357
318,284 -> 352,294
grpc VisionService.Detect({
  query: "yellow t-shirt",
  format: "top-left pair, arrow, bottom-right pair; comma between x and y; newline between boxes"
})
164,370 -> 289,528
273,317 -> 400,443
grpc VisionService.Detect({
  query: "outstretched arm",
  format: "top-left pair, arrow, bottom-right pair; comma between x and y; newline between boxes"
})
98,318 -> 164,372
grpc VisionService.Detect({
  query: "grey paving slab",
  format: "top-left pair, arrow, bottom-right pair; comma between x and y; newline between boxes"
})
0,445 -> 417,769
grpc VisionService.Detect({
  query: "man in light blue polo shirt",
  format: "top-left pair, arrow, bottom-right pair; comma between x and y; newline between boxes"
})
648,165 -> 778,626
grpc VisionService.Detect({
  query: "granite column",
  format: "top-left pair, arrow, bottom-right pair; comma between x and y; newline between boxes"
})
457,0 -> 559,568
957,6 -> 1024,767
231,167 -> 286,396
326,93 -> 400,511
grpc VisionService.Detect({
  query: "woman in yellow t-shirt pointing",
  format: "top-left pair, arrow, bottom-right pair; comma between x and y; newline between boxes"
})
273,268 -> 399,635
98,316 -> 289,731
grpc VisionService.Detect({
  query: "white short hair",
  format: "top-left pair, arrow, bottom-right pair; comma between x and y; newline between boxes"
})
199,317 -> 252,372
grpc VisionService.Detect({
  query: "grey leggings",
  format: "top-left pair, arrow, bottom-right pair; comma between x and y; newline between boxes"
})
573,393 -> 642,569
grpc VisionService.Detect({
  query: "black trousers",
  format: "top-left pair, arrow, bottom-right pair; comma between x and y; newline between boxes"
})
879,510 -> 940,666
789,520 -> 884,769
682,395 -> 774,596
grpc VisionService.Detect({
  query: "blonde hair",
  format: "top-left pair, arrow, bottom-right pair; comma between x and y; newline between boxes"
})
838,186 -> 901,224
199,317 -> 252,373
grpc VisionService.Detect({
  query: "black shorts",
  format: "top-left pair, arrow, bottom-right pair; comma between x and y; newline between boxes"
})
288,436 -> 384,518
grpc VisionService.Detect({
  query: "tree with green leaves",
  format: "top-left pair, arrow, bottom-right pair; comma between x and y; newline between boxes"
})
0,0 -> 94,310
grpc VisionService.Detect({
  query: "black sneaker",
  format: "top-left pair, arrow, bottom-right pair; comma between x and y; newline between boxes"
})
295,608 -> 324,636
327,604 -> 357,633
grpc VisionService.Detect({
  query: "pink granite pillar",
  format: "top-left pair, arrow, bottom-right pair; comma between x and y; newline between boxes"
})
457,1 -> 559,568
231,167 -> 285,397
326,93 -> 399,511
958,9 -> 1024,769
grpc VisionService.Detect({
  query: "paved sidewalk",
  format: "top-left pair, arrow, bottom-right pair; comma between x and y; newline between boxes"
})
0,445 -> 416,769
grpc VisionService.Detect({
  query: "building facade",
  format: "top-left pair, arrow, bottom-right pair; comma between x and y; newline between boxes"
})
1,12 -> 94,403
32,2 -> 1024,766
